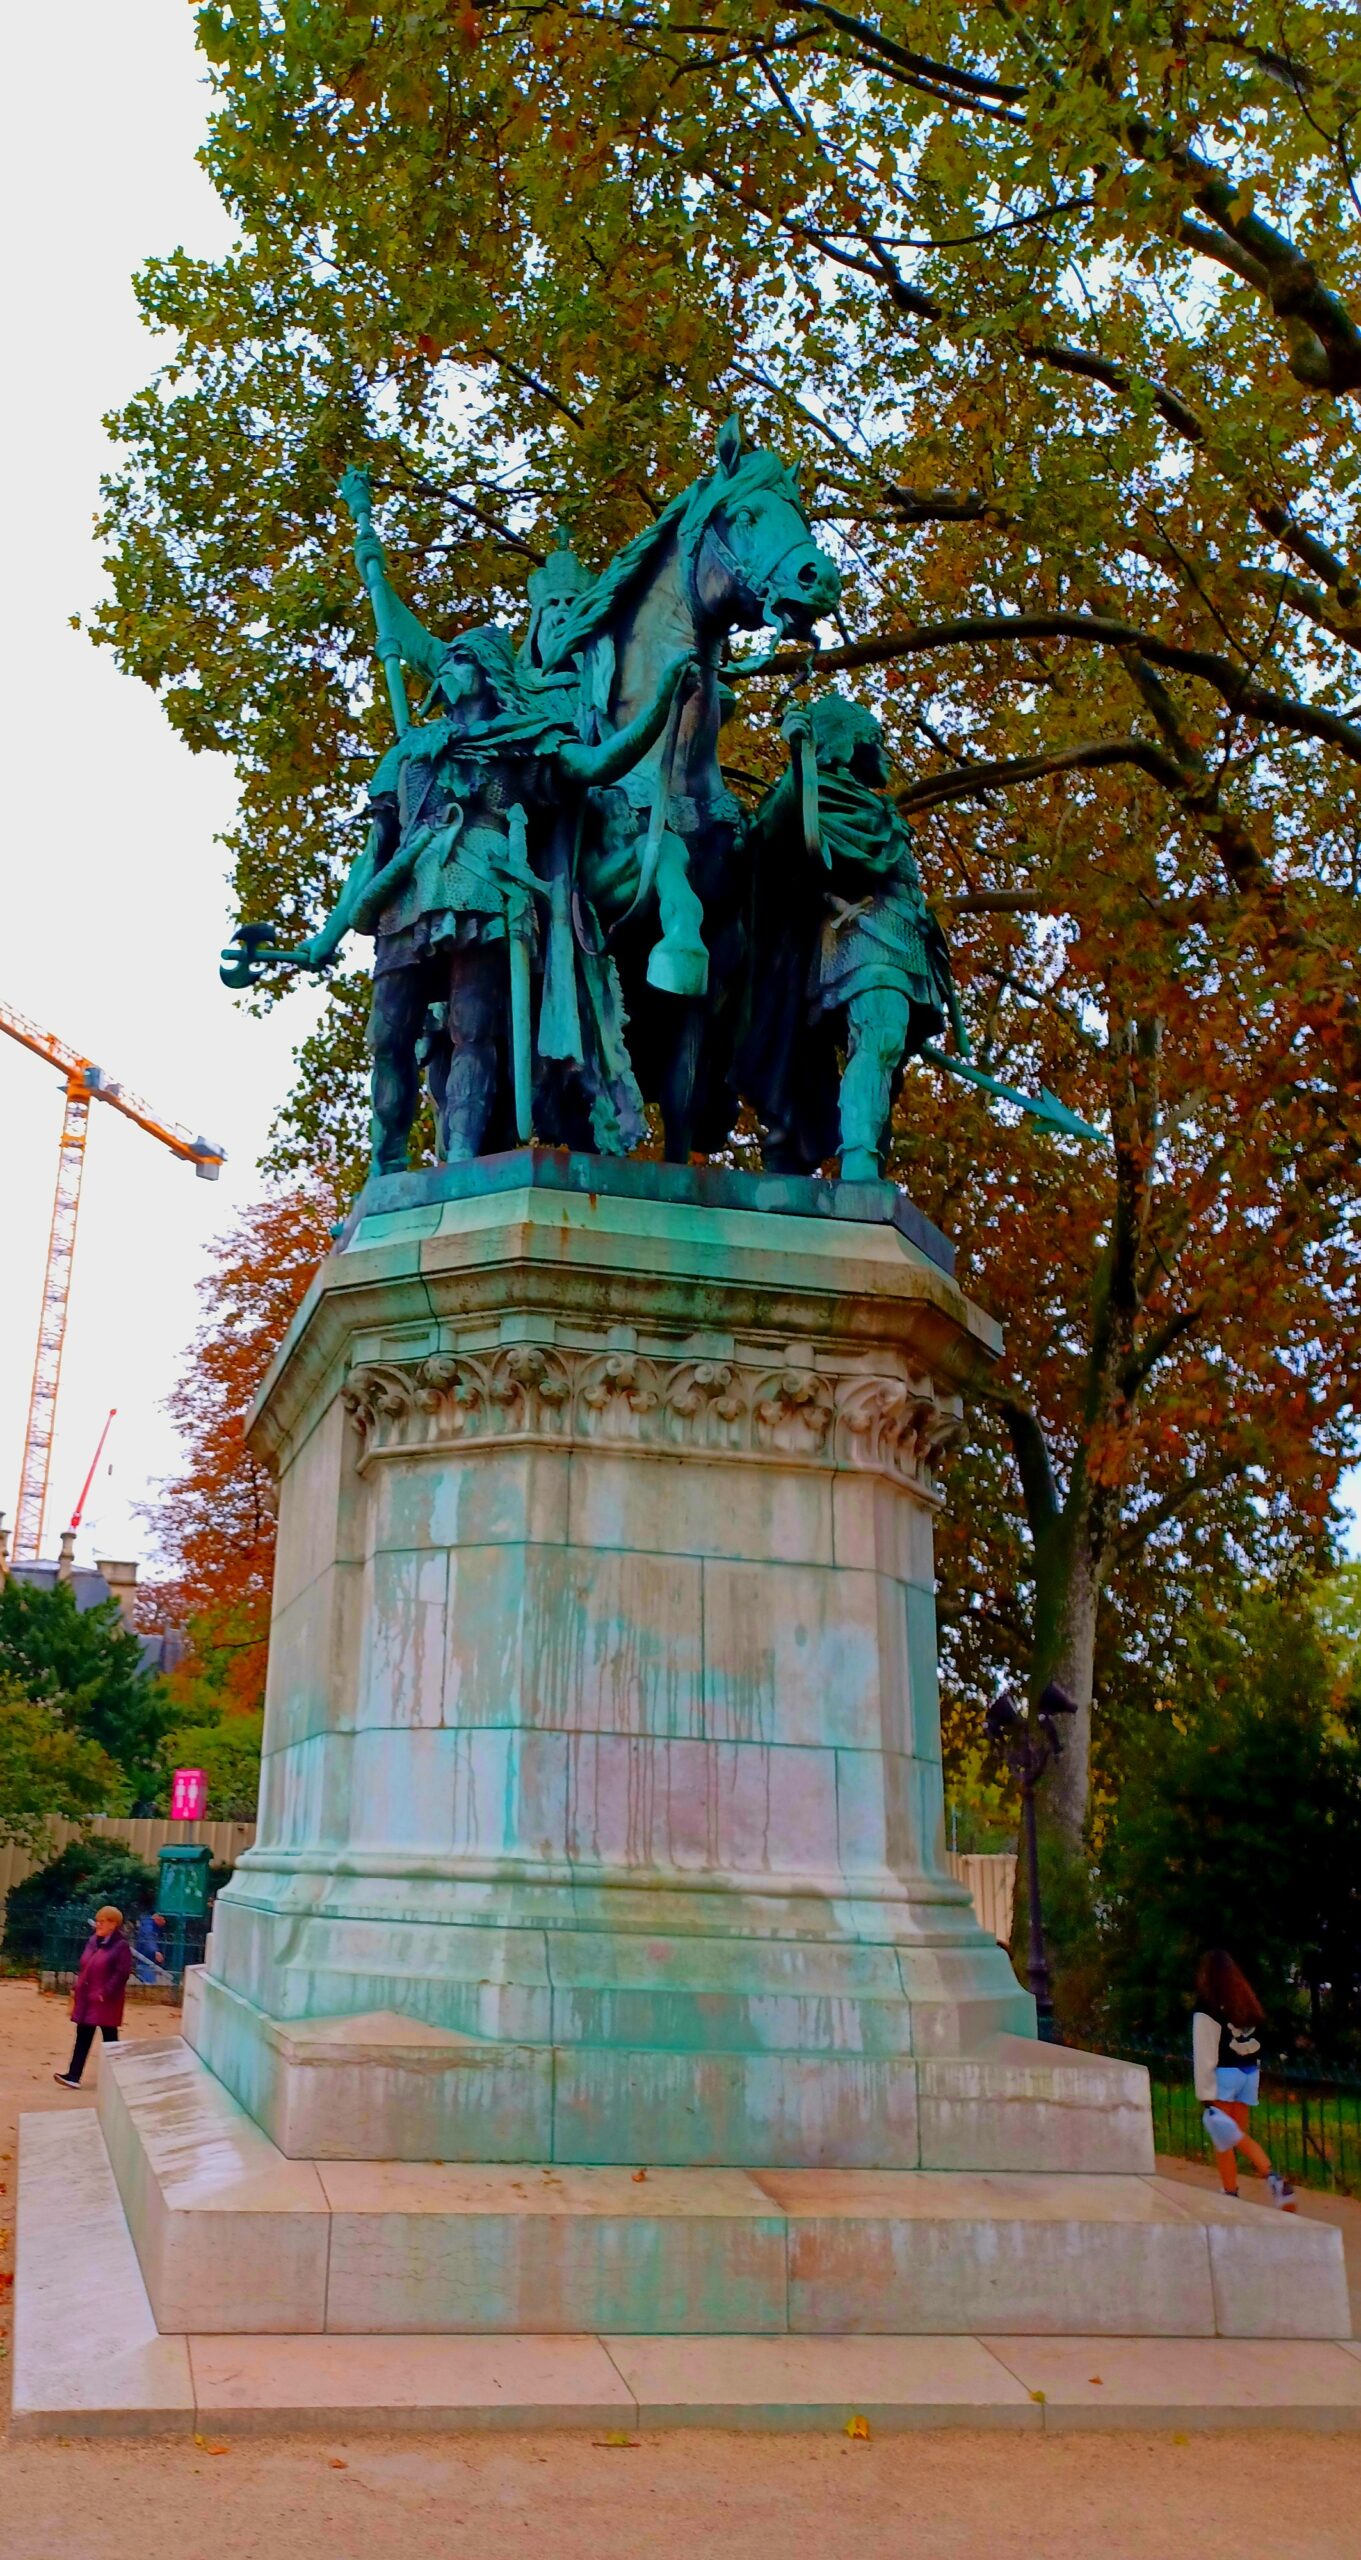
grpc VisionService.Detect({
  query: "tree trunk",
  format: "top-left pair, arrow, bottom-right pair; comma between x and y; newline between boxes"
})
1029,1510 -> 1101,1848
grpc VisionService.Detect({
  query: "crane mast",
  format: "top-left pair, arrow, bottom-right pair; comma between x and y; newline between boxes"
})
1,999 -> 225,1564
16,1075 -> 92,1562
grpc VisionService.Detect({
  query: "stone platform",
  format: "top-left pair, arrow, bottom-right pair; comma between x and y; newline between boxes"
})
85,2042 -> 1347,2344
22,1157 -> 1337,2425
15,2106 -> 1359,2439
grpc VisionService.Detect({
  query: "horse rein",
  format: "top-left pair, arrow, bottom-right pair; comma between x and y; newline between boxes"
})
693,506 -> 822,679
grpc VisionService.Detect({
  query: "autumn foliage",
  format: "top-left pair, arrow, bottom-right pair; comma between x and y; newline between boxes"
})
142,1181 -> 337,1714
96,1 -> 1361,1831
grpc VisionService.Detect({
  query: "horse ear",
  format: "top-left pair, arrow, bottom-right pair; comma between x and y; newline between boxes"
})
716,415 -> 744,477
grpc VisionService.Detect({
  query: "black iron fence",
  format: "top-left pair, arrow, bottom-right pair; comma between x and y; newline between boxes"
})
39,1903 -> 209,1994
1107,2041 -> 1361,2198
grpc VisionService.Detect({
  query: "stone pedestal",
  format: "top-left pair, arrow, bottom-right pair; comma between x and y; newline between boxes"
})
21,1155 -> 1351,2402
190,1154 -> 1040,2165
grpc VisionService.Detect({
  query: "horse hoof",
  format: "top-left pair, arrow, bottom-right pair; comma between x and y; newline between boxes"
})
647,944 -> 709,998
839,1150 -> 881,1184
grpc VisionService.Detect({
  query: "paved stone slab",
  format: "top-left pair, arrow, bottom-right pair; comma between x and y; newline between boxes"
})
98,2038 -> 329,2333
916,2037 -> 1155,2174
13,2112 -> 195,2439
188,2333 -> 636,2432
1205,2204 -> 1352,2339
759,2168 -> 1210,2336
551,2045 -> 922,2170
754,2168 -> 1346,2340
191,1976 -> 554,2162
605,2331 -> 1039,2428
318,2162 -> 787,2333
983,2335 -> 1361,2429
755,2168 -> 1198,2219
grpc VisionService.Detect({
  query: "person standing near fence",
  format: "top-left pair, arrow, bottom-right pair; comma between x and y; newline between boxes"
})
54,1906 -> 134,2088
1193,1949 -> 1296,2208
132,1910 -> 169,1985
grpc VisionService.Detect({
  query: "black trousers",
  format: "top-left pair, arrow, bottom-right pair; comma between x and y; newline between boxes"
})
66,2021 -> 118,2081
368,943 -> 512,1169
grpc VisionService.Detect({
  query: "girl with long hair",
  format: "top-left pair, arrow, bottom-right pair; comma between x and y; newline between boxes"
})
1193,1950 -> 1296,2208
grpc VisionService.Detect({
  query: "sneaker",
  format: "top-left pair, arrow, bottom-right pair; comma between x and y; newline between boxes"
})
1267,2172 -> 1298,2211
52,2073 -> 81,2089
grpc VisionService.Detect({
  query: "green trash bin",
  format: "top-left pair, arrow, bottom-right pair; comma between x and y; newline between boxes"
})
157,1843 -> 211,1920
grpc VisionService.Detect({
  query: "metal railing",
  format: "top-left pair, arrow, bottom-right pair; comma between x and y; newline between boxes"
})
39,1903 -> 210,1995
1106,2041 -> 1361,2198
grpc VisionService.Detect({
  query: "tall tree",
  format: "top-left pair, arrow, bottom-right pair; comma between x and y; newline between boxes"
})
0,1580 -> 169,1805
0,1675 -> 128,1855
1097,1586 -> 1361,2043
93,1 -> 1361,1833
141,1180 -> 338,1715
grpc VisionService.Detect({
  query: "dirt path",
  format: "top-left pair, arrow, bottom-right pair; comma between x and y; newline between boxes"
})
1,1978 -> 1358,2560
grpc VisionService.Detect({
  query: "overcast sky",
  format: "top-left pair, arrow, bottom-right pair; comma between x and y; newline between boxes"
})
1,4 -> 1353,1584
0,1 -> 322,1574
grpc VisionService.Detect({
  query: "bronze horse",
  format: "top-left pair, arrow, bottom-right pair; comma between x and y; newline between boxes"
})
532,420 -> 841,1157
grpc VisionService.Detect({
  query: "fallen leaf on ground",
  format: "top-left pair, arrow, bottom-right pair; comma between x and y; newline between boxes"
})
631,2168 -> 648,2182
845,2413 -> 871,2439
329,2458 -> 348,2469
592,2433 -> 639,2448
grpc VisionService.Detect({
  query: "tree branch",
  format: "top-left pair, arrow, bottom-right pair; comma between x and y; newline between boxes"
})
1119,1304 -> 1205,1399
937,890 -> 1055,915
1113,1458 -> 1246,1564
783,1 -> 1026,105
1026,336 -> 1206,443
761,613 -> 1361,764
989,1395 -> 1062,1533
895,735 -> 1188,812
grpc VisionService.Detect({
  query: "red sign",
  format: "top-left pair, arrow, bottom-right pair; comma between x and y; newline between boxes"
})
171,1767 -> 208,1821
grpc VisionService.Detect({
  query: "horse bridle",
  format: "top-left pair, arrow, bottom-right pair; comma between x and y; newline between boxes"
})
685,499 -> 820,676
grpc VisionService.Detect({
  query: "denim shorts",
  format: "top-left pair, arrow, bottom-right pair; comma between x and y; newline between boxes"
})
1215,2064 -> 1260,2105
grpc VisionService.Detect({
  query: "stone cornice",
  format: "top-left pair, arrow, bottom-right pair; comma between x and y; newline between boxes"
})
341,1343 -> 964,1495
248,1189 -> 1000,1468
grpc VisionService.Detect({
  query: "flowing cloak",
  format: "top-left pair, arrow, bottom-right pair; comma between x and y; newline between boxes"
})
738,759 -> 949,1174
363,699 -> 645,1155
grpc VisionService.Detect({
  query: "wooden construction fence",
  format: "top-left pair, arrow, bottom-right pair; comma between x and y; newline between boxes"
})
0,1818 -> 1016,1947
946,1850 -> 1016,1945
0,1817 -> 257,1930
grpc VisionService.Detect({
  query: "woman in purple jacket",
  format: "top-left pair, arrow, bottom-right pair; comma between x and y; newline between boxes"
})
54,1905 -> 134,2088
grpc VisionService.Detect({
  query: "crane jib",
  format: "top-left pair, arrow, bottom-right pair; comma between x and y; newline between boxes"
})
1,998 -> 226,1564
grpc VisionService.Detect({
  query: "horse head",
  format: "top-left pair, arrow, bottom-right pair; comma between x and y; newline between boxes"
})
684,417 -> 841,644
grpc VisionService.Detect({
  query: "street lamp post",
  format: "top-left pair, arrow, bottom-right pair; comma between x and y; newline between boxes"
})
984,1680 -> 1079,2042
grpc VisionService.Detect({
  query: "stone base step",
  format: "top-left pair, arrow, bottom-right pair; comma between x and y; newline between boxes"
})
92,2040 -> 1348,2342
16,2113 -> 1361,2440
185,1968 -> 1155,2170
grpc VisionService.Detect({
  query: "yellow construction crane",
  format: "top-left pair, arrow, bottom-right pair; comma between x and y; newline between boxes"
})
1,1000 -> 225,1564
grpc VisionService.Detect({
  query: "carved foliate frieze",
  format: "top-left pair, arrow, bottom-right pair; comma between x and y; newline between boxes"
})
341,1341 -> 962,1490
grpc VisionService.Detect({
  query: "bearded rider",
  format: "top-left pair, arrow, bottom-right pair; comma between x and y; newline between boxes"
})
298,600 -> 692,1171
